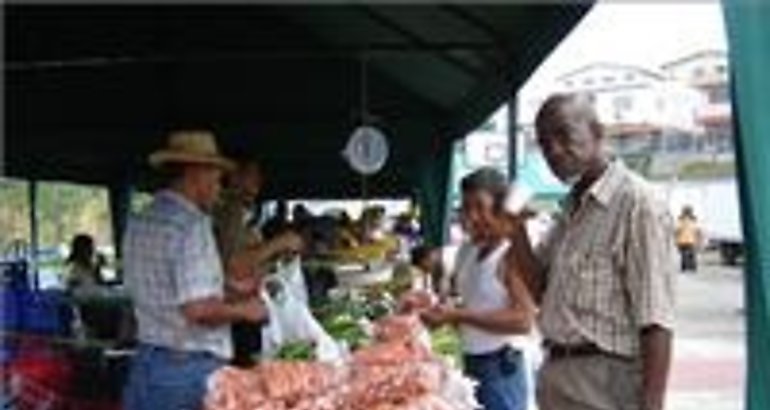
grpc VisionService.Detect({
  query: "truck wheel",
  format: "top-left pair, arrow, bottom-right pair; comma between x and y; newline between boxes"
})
720,244 -> 740,266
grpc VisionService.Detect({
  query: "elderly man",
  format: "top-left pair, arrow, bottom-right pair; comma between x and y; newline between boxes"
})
507,93 -> 676,410
212,158 -> 303,367
122,131 -> 267,410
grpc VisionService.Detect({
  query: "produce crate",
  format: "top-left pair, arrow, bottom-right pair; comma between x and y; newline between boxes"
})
1,370 -> 121,410
1,290 -> 73,338
1,335 -> 127,410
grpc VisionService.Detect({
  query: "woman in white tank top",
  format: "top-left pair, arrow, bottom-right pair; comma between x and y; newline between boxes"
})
422,168 -> 535,410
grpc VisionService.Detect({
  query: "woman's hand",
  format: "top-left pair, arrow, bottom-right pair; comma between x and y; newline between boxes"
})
397,290 -> 436,314
227,251 -> 256,279
499,208 -> 536,238
420,304 -> 461,328
227,274 -> 261,298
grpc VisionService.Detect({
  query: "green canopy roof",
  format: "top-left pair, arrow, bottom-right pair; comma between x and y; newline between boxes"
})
6,4 -> 589,199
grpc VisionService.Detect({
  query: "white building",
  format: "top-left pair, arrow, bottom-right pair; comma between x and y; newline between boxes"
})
662,50 -> 732,152
463,107 -> 510,169
556,63 -> 703,132
518,62 -> 706,156
663,50 -> 729,90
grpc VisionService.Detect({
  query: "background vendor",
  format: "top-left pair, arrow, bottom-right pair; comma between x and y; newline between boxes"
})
213,157 -> 303,367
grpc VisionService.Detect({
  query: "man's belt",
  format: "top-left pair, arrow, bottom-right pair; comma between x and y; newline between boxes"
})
544,341 -> 633,362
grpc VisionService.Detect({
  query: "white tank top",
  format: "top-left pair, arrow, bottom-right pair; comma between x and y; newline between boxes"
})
456,240 -> 519,354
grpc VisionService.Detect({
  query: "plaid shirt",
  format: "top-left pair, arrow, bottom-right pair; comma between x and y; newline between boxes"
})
538,161 -> 676,357
123,190 -> 232,359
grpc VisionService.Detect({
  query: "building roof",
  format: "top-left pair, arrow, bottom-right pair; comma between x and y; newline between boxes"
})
661,49 -> 728,71
5,4 -> 590,198
604,123 -> 663,137
556,62 -> 665,83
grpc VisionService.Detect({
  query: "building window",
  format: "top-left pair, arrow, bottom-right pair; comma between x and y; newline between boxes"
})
565,80 -> 573,88
693,67 -> 705,79
625,73 -> 635,82
613,95 -> 633,112
716,64 -> 727,75
584,78 -> 594,86
603,76 -> 614,84
709,85 -> 730,104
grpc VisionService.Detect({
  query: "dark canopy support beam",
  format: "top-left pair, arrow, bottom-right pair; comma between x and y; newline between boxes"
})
507,93 -> 518,180
415,137 -> 453,247
108,183 -> 132,263
28,180 -> 39,290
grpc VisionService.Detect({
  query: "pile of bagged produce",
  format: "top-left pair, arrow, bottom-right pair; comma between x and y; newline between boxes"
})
205,314 -> 477,410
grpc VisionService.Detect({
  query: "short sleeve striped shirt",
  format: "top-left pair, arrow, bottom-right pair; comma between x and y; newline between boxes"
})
538,161 -> 676,357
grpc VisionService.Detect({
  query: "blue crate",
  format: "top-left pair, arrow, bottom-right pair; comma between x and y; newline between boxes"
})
1,289 -> 22,332
18,291 -> 72,337
1,261 -> 30,291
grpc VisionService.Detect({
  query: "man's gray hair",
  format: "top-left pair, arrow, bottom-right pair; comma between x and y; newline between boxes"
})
535,92 -> 604,142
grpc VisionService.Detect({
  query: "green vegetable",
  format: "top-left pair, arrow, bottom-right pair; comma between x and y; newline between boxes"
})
276,340 -> 315,361
311,291 -> 395,349
430,326 -> 463,368
321,314 -> 370,349
364,300 -> 392,321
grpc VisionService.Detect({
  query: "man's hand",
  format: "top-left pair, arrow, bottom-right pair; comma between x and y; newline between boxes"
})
182,297 -> 267,326
641,325 -> 673,410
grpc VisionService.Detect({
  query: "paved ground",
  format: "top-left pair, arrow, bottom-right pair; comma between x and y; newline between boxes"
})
666,251 -> 745,410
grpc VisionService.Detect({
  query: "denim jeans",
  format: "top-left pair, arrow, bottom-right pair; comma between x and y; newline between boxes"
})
123,344 -> 224,410
464,346 -> 528,410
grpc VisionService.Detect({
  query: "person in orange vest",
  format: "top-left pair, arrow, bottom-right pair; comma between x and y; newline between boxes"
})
676,206 -> 702,272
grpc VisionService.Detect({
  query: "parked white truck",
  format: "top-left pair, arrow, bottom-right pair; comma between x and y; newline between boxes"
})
653,178 -> 744,265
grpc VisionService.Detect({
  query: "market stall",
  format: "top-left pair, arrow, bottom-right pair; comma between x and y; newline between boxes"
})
4,4 -> 592,409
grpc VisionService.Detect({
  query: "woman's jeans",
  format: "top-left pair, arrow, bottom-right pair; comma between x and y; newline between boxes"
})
464,345 -> 528,410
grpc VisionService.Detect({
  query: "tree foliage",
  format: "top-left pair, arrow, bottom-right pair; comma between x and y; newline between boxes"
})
0,178 -> 113,254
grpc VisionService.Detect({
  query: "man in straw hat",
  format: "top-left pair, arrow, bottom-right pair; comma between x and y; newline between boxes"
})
122,130 -> 267,410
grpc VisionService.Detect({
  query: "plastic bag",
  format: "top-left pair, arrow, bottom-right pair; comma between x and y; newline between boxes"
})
438,367 -> 480,410
276,257 -> 309,305
261,277 -> 344,363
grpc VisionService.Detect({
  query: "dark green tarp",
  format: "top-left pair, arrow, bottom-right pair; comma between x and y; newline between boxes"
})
723,1 -> 770,408
5,4 -> 590,245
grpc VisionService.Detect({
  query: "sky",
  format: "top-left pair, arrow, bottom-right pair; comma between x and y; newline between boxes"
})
519,1 -> 729,97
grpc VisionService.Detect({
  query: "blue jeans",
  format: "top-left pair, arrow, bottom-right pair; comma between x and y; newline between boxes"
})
464,346 -> 527,410
123,344 -> 224,410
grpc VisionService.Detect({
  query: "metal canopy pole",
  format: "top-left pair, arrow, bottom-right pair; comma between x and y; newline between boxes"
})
28,179 -> 39,290
416,137 -> 452,247
108,183 -> 132,262
507,92 -> 519,180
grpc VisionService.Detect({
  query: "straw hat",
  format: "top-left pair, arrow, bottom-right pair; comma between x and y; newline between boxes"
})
149,130 -> 235,170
